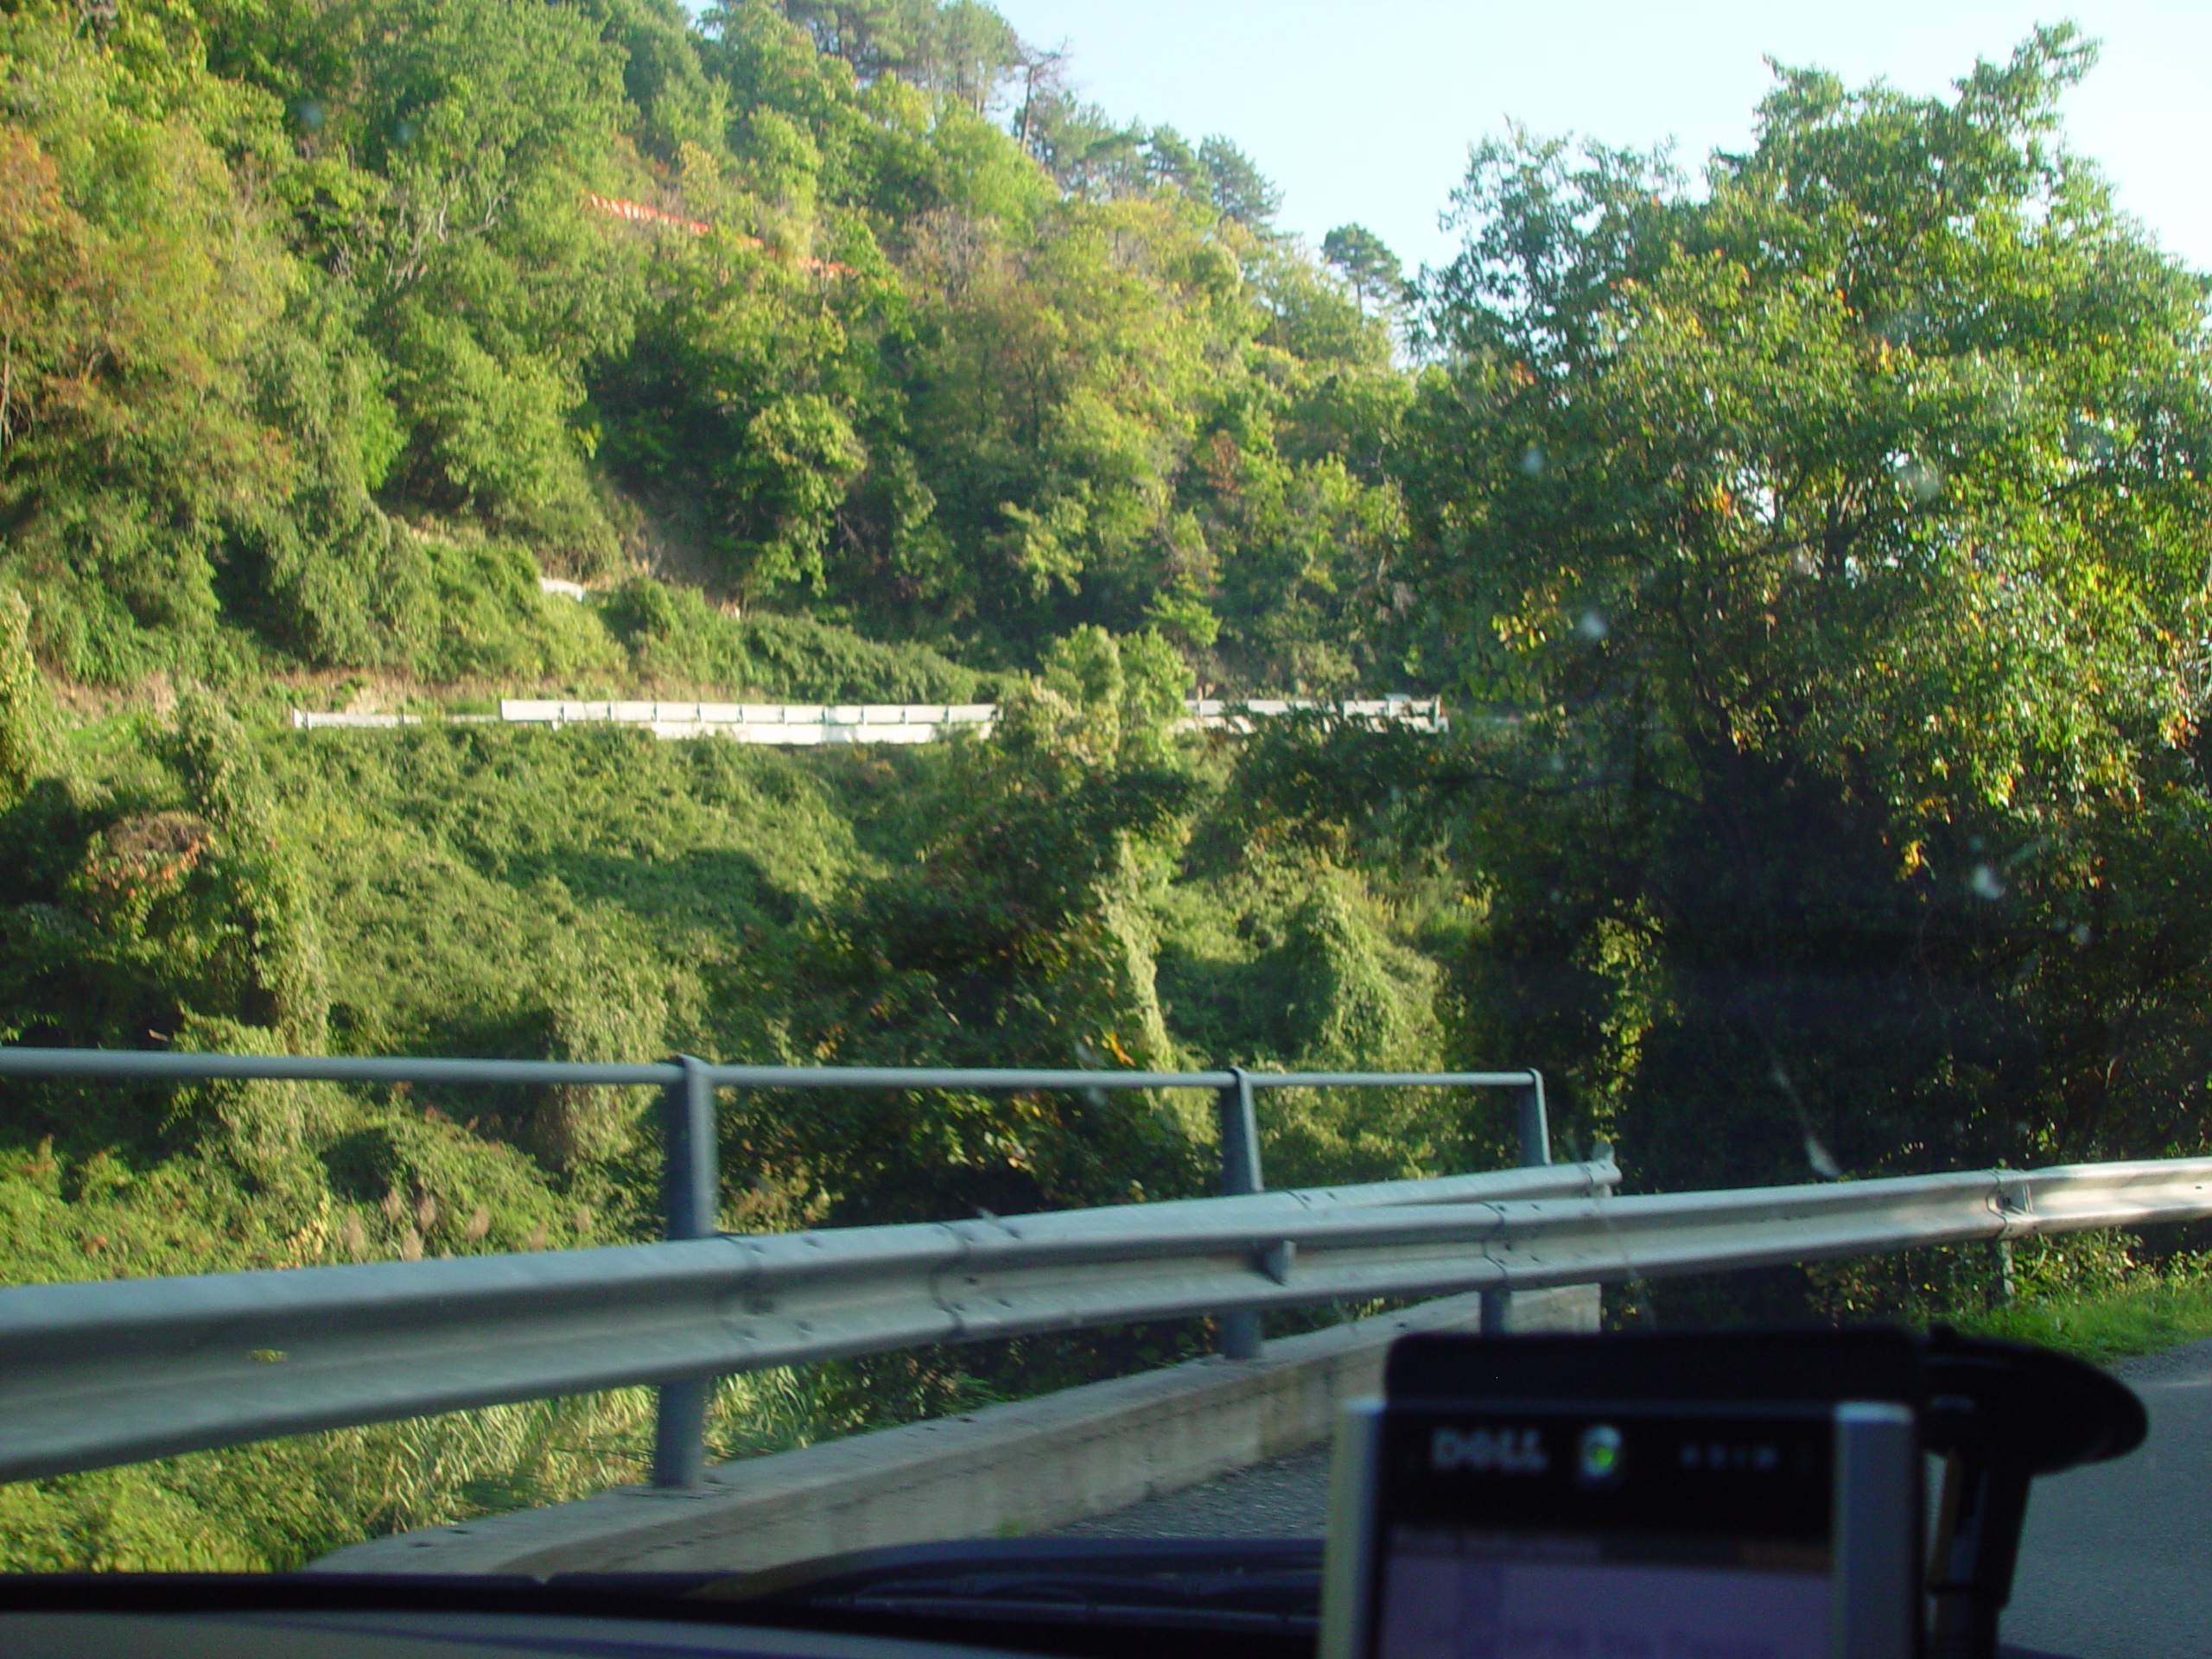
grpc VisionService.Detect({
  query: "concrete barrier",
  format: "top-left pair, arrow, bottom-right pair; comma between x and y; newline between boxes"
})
312,1285 -> 1597,1577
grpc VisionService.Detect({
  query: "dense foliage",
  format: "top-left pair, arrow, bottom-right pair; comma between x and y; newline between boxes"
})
0,0 -> 1406,691
3,0 -> 2212,1568
0,613 -> 1485,1565
1376,26 -> 2212,1209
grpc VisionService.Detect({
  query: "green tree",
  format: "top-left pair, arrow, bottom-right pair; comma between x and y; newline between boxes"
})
887,193 -> 1229,653
586,0 -> 729,161
1395,27 -> 2212,1190
0,9 -> 299,679
590,74 -> 899,601
768,0 -> 1021,115
768,632 -> 1202,1225
1320,222 -> 1402,317
1197,134 -> 1280,232
293,0 -> 644,563
0,589 -> 51,807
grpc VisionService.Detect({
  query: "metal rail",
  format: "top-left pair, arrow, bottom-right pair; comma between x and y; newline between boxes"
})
0,1046 -> 1548,1484
0,1049 -> 1541,1094
283,696 -> 1449,745
0,1157 -> 1615,1485
4,1154 -> 2209,1487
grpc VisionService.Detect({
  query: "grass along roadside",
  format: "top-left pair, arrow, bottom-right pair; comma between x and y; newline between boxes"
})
1952,1272 -> 2212,1367
1941,1232 -> 2212,1367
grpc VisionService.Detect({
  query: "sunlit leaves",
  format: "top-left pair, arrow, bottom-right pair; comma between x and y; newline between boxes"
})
1410,23 -> 2211,840
1401,27 -> 2212,1184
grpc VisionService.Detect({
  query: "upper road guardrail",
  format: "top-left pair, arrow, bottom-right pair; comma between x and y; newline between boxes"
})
286,696 -> 1450,742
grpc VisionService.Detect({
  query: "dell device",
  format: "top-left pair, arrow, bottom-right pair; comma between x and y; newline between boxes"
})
1319,1333 -> 1921,1659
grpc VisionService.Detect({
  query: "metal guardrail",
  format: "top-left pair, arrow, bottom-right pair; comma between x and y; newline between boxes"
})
12,1047 -> 2208,1500
0,1047 -> 1548,1487
0,1156 -> 1616,1485
7,1151 -> 2212,1488
286,696 -> 1451,742
0,1049 -> 1541,1096
498,699 -> 999,746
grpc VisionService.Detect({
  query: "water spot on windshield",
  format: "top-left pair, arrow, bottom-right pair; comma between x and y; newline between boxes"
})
1893,454 -> 1942,503
1802,1131 -> 1842,1180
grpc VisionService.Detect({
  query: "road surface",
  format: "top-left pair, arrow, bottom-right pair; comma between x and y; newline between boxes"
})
2003,1337 -> 2212,1657
1057,1338 -> 2212,1657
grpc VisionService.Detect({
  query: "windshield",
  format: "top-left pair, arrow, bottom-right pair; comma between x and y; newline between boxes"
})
0,5 -> 2207,1655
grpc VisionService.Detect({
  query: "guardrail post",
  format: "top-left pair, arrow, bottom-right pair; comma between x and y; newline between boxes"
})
1516,1070 -> 1551,1168
652,1055 -> 716,1489
1483,1070 -> 1553,1338
1215,1065 -> 1265,1361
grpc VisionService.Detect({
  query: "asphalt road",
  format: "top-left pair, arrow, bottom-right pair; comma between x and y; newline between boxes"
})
1055,1338 -> 2212,1657
2001,1337 -> 2212,1659
1052,1445 -> 1335,1539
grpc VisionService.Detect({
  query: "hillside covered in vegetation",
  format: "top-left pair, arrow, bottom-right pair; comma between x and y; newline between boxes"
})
0,0 -> 1407,692
5,0 -> 2212,1570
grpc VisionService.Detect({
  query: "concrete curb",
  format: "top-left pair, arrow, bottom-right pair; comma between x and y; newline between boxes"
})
313,1285 -> 1599,1576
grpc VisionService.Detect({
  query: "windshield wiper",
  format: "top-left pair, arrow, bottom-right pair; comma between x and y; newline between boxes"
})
673,1538 -> 1324,1656
702,1538 -> 1321,1627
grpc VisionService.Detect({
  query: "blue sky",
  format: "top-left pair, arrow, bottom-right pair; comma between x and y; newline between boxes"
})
986,1 -> 2212,276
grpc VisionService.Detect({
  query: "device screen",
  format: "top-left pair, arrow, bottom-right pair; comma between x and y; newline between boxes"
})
1368,1403 -> 1834,1659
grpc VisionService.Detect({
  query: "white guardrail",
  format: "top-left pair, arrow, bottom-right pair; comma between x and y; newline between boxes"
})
287,697 -> 1449,744
3,1152 -> 2209,1485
